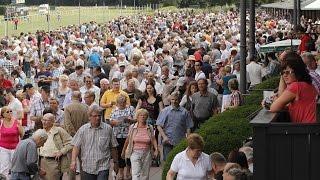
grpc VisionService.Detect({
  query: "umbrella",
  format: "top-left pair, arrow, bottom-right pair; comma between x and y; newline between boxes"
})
259,39 -> 301,53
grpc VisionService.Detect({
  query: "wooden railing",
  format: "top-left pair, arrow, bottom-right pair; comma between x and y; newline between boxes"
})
250,109 -> 320,180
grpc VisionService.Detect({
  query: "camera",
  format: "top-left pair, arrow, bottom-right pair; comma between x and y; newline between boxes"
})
264,96 -> 273,110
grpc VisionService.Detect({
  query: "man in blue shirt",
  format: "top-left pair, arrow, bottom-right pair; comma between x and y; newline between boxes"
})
88,48 -> 101,68
157,91 -> 193,160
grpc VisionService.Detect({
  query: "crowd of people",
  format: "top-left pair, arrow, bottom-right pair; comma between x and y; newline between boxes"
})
0,6 -> 319,180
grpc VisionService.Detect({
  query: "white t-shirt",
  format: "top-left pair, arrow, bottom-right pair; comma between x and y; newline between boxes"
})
195,71 -> 206,81
246,61 -> 262,86
8,98 -> 23,120
170,149 -> 211,180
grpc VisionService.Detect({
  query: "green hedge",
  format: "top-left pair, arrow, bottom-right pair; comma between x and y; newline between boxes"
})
162,76 -> 280,179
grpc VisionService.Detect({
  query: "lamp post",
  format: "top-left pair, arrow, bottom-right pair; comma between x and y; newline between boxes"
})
240,0 -> 247,94
249,0 -> 255,60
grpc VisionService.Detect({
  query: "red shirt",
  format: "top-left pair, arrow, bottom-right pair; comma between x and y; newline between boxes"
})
299,34 -> 311,54
287,82 -> 317,123
0,79 -> 13,89
21,99 -> 30,126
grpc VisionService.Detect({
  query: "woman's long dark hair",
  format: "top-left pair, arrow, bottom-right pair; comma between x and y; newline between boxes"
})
281,52 -> 312,84
144,79 -> 157,98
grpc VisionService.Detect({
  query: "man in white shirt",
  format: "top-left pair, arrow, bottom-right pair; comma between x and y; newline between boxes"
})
139,72 -> 163,94
120,70 -> 140,90
246,58 -> 262,88
146,56 -> 161,77
69,65 -> 90,87
80,75 -> 100,105
194,61 -> 206,81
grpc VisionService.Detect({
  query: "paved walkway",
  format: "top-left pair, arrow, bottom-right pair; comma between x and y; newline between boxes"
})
150,166 -> 163,180
65,165 -> 163,180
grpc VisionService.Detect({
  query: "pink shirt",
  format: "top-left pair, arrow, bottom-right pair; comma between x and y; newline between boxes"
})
287,82 -> 317,123
0,120 -> 20,149
133,128 -> 151,151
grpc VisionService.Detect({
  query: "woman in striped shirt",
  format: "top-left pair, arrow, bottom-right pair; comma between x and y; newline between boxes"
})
122,108 -> 158,180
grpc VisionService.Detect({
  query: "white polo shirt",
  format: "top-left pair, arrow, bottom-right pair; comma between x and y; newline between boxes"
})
170,149 -> 211,180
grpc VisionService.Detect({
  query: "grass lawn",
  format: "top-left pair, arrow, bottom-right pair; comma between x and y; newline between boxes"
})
0,6 -> 150,37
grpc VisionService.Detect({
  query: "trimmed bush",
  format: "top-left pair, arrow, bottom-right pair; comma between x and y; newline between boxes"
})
162,76 -> 280,179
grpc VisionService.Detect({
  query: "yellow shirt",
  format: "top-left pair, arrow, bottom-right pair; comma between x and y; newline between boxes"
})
40,129 -> 59,157
100,90 -> 130,119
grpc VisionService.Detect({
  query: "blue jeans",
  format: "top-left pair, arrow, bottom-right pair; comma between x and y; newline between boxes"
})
81,170 -> 109,180
10,172 -> 31,180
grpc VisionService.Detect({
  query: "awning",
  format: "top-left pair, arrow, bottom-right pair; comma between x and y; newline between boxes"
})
303,0 -> 320,10
259,39 -> 301,53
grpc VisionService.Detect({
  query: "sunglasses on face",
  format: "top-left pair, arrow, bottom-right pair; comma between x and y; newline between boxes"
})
2,110 -> 12,115
281,70 -> 294,76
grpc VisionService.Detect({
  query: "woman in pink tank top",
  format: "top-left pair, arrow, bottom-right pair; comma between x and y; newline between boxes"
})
0,106 -> 25,178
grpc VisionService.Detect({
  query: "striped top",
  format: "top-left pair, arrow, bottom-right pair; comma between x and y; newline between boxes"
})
133,128 -> 151,151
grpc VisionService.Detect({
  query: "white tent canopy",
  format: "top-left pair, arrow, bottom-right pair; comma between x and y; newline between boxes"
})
303,0 -> 320,10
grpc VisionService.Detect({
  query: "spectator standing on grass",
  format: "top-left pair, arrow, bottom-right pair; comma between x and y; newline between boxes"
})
13,18 -> 19,30
157,91 -> 193,161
